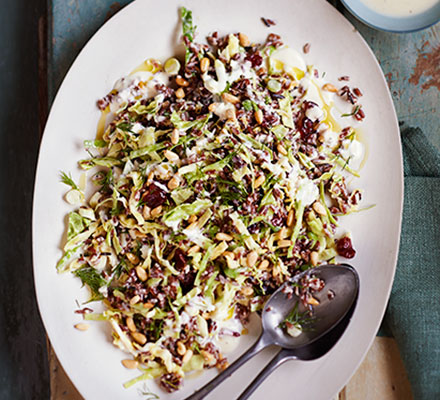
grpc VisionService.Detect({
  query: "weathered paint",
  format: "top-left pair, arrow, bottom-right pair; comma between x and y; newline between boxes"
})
42,1 -> 439,398
409,45 -> 440,92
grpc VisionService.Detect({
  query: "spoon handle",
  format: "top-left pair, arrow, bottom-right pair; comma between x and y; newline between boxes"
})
184,334 -> 268,400
237,348 -> 295,400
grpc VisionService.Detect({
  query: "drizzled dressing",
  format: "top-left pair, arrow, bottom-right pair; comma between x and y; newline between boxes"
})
360,0 -> 439,17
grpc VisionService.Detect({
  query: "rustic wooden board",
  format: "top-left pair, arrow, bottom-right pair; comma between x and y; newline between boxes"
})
48,337 -> 413,400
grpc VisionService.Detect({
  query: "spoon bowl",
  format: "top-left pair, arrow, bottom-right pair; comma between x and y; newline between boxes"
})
262,263 -> 359,349
185,263 -> 360,400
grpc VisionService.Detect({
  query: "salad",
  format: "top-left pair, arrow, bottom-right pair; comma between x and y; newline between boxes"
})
58,8 -> 365,393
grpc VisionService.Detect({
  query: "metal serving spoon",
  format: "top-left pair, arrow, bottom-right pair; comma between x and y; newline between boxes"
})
185,263 -> 359,400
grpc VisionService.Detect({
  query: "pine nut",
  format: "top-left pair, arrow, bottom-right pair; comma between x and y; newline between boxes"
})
135,266 -> 147,281
151,205 -> 162,218
308,296 -> 320,306
272,264 -> 280,277
126,253 -> 139,265
221,92 -> 240,104
188,214 -> 197,224
254,175 -> 265,188
121,359 -> 139,369
74,323 -> 89,331
312,201 -> 327,216
225,254 -> 239,269
287,209 -> 294,227
142,205 -> 151,219
147,171 -> 155,185
247,251 -> 258,267
164,150 -> 179,163
143,302 -> 154,309
278,239 -> 293,248
182,349 -> 193,364
171,129 -> 180,145
130,295 -> 141,305
277,227 -> 288,240
201,350 -> 215,363
310,251 -> 319,267
259,259 -> 269,270
322,83 -> 338,93
216,232 -> 233,241
225,107 -> 236,120
168,175 -> 180,190
239,32 -> 250,47
175,87 -> 185,99
131,332 -> 147,345
223,251 -> 235,259
218,359 -> 229,371
277,143 -> 287,156
177,341 -> 186,356
241,286 -> 254,296
208,102 -> 219,112
200,57 -> 210,73
175,76 -> 189,87
126,316 -> 137,332
188,245 -> 200,255
255,108 -> 263,124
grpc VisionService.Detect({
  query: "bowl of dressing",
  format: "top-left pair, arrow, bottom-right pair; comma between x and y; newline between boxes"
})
341,0 -> 440,32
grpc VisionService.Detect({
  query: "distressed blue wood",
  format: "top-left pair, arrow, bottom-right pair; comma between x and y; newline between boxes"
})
44,0 -> 439,396
48,0 -> 133,101
347,14 -> 440,150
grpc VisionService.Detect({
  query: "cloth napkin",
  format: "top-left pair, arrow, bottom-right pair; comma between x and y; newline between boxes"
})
384,125 -> 440,399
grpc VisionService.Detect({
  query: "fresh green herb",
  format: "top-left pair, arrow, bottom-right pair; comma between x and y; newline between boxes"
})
94,170 -> 114,190
139,385 -> 160,400
60,171 -> 79,190
242,100 -> 253,111
181,7 -> 196,64
170,111 -> 211,131
202,152 -> 234,172
83,139 -> 107,149
341,105 -> 360,118
145,319 -> 164,342
216,176 -> 248,205
115,122 -> 136,133
221,81 -> 232,94
74,267 -> 107,299
279,301 -> 315,331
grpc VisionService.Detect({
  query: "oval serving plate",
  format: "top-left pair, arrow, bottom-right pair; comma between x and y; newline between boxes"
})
33,0 -> 403,399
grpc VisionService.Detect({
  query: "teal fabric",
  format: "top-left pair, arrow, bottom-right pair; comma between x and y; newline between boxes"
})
384,126 -> 440,399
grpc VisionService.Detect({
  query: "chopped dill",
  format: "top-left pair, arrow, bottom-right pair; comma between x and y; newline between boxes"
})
60,171 -> 79,190
341,105 -> 360,118
279,301 -> 315,331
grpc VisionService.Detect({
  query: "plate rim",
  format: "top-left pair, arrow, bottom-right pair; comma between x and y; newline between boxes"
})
32,0 -> 404,398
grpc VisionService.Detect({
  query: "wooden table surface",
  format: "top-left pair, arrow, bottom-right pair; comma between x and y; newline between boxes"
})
0,0 -> 437,399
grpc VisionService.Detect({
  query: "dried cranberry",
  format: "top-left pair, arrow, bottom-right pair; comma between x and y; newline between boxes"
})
336,236 -> 356,259
142,184 -> 167,208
